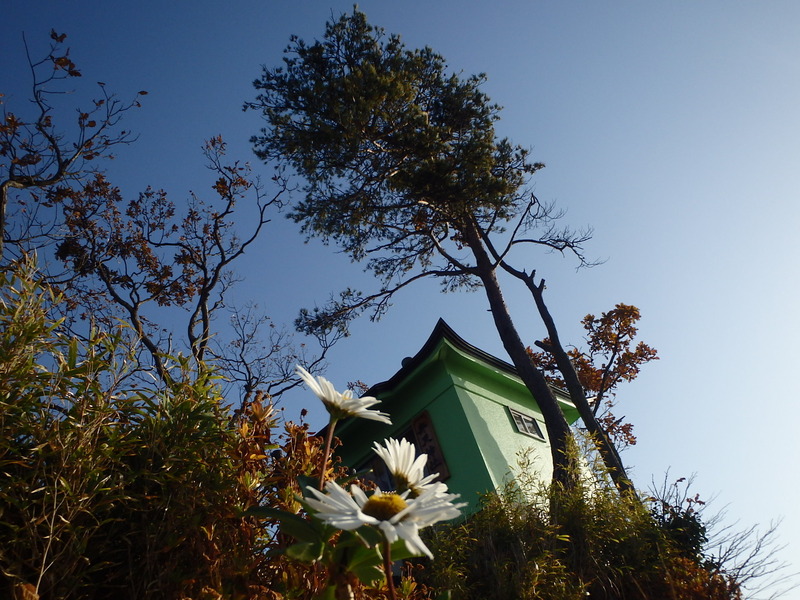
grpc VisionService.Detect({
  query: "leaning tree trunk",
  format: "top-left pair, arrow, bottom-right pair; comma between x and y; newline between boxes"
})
524,275 -> 636,497
497,255 -> 637,497
463,221 -> 578,491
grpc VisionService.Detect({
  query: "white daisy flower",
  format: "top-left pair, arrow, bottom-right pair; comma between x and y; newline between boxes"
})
296,365 -> 391,424
372,438 -> 440,496
304,481 -> 465,559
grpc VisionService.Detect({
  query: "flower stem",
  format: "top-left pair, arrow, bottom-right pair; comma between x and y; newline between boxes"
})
382,538 -> 397,600
319,417 -> 338,490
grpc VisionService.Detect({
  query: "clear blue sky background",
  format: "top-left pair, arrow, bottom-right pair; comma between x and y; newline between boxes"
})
4,2 -> 799,595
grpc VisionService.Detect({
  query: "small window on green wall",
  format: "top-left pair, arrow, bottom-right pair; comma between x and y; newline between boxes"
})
509,408 -> 544,440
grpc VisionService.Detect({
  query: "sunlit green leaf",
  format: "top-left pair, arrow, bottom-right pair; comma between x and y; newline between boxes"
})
242,506 -> 322,544
285,541 -> 325,562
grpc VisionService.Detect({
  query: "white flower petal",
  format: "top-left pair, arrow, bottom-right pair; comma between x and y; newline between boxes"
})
373,438 -> 443,495
304,482 -> 378,530
350,484 -> 370,507
302,476 -> 465,561
378,520 -> 400,544
296,365 -> 325,398
393,521 -> 433,559
403,488 -> 466,526
296,365 -> 392,424
322,513 -> 372,530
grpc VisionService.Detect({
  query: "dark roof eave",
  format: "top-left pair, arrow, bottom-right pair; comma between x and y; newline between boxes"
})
366,318 -> 574,406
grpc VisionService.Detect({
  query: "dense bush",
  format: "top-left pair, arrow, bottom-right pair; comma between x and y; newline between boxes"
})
421,449 -> 742,600
0,259 -> 388,600
0,260 -> 267,599
0,260 -> 779,599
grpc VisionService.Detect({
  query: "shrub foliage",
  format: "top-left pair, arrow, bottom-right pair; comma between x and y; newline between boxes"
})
0,260 -> 770,599
422,449 -> 742,600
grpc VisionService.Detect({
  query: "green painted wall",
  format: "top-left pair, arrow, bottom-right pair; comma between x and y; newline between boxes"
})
335,329 -> 579,514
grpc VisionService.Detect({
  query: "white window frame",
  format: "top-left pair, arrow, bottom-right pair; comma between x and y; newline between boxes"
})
508,408 -> 544,440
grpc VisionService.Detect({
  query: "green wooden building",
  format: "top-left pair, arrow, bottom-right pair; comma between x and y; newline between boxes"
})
335,319 -> 580,512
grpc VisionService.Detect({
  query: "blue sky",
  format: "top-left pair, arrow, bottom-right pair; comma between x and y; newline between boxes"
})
4,2 -> 799,594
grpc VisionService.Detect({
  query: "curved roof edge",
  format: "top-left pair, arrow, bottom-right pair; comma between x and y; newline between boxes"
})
367,318 -> 572,404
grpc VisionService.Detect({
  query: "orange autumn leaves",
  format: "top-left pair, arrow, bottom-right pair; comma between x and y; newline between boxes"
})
529,303 -> 658,449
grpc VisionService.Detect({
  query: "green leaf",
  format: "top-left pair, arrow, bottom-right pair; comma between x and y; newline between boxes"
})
286,541 -> 325,563
67,337 -> 78,369
387,538 -> 421,562
295,473 -> 318,493
353,524 -> 382,548
243,506 -> 322,543
345,543 -> 384,585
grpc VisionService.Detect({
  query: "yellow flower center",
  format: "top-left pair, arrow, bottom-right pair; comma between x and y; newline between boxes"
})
361,493 -> 408,521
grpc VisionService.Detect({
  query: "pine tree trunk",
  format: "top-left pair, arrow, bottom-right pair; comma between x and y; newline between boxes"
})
463,221 -> 577,491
